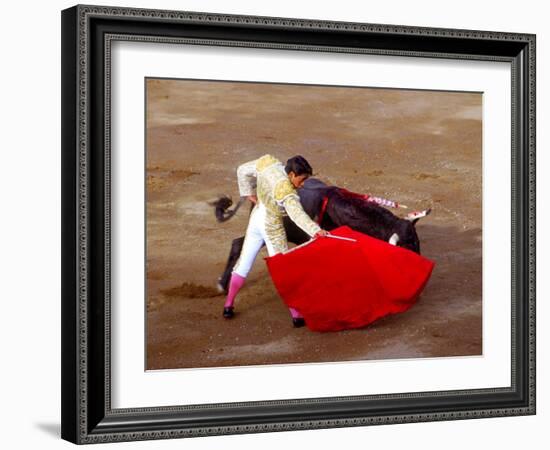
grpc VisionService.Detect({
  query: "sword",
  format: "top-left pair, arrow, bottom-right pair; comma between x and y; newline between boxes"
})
325,234 -> 357,242
282,233 -> 357,254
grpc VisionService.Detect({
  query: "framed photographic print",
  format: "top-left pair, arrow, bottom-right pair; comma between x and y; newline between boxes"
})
61,4 -> 536,444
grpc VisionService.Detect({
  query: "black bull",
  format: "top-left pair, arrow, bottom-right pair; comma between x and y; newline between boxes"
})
215,178 -> 425,293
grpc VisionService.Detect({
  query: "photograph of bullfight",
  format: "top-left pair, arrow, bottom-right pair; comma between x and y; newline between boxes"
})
145,78 -> 482,370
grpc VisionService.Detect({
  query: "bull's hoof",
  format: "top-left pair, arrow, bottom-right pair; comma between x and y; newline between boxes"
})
223,307 -> 234,319
292,318 -> 306,328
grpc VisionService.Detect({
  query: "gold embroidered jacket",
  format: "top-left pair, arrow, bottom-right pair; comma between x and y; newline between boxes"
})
237,154 -> 321,251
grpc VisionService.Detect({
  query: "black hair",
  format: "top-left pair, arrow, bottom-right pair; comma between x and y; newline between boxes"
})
285,155 -> 313,176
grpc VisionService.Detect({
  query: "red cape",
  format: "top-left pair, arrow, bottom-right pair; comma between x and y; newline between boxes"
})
265,226 -> 435,332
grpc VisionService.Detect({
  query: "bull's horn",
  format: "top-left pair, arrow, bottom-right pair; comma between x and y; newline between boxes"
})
389,233 -> 400,246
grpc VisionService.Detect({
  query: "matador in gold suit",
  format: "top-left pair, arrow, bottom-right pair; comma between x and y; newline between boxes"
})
223,154 -> 327,327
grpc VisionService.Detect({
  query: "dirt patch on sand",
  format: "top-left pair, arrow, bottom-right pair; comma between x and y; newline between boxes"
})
161,282 -> 223,299
413,173 -> 441,180
366,169 -> 384,176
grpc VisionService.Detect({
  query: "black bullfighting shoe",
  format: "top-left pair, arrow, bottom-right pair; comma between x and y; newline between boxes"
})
223,307 -> 234,319
292,317 -> 306,328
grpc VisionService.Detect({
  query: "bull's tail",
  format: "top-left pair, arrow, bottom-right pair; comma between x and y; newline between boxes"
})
210,195 -> 245,222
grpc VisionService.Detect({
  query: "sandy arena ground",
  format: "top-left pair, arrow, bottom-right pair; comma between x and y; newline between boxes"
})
145,78 -> 482,370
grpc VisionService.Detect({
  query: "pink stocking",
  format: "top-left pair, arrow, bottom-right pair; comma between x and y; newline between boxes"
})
288,307 -> 303,319
224,273 -> 246,308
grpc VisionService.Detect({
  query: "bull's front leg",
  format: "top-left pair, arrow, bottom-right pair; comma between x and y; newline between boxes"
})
217,236 -> 245,293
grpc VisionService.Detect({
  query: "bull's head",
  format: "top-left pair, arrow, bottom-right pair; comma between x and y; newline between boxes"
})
400,231 -> 421,254
389,229 -> 421,254
397,208 -> 431,254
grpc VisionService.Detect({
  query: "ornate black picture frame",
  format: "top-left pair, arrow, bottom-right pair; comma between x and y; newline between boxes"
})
61,4 -> 536,444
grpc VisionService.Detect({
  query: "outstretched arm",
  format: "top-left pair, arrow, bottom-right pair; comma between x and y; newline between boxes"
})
270,178 -> 326,238
283,195 -> 322,237
272,178 -> 322,237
